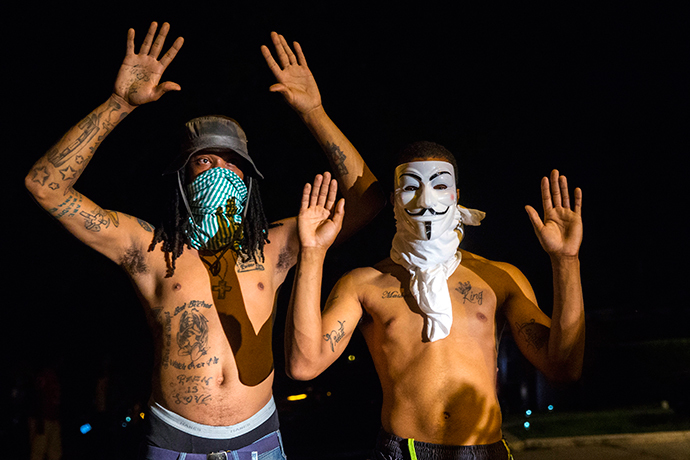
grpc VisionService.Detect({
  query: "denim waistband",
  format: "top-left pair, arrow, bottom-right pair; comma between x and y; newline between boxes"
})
143,430 -> 281,460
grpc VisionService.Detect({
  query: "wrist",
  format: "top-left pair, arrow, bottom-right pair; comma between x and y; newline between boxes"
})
550,254 -> 580,271
299,245 -> 329,260
110,93 -> 137,113
299,104 -> 327,125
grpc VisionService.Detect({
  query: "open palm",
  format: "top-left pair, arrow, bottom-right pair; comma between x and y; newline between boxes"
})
113,22 -> 184,107
525,170 -> 583,258
261,32 -> 322,115
298,172 -> 345,250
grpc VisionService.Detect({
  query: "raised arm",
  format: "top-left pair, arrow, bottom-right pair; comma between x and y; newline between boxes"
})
285,173 -> 364,380
261,32 -> 385,243
506,170 -> 585,383
25,22 -> 183,264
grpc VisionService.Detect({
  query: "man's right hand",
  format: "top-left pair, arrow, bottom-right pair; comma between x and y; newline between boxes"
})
298,172 -> 345,251
113,22 -> 184,107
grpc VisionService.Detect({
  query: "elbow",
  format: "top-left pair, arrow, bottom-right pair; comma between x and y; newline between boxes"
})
285,356 -> 323,381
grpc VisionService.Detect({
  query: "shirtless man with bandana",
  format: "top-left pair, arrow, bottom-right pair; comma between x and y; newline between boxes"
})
25,23 -> 384,459
286,141 -> 585,459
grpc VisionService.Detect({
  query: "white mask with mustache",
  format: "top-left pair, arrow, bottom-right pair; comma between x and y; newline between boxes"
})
390,161 -> 485,342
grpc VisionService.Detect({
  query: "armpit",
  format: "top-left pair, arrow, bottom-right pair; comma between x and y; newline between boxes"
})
121,244 -> 150,275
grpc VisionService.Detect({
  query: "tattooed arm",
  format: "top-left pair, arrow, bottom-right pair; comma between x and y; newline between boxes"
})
504,170 -> 585,383
285,174 -> 364,380
24,22 -> 183,264
261,32 -> 386,244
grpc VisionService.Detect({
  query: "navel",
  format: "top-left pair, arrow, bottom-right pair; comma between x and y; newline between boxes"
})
173,283 -> 182,292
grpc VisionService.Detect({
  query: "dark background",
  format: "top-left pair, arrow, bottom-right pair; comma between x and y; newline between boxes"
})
6,2 -> 688,459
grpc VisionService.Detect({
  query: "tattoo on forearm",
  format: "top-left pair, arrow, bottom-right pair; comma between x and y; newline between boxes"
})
516,319 -> 549,351
324,320 -> 346,352
326,142 -> 348,176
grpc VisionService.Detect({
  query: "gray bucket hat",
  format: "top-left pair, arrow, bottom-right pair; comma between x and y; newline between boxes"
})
164,115 -> 264,179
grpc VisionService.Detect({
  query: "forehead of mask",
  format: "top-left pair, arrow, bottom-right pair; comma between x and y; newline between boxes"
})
394,161 -> 457,210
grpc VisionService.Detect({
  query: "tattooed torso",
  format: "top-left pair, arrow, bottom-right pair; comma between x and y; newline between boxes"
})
343,249 -> 539,446
134,221 -> 297,426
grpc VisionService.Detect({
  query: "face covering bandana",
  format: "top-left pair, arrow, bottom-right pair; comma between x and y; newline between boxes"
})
185,167 -> 248,251
390,161 -> 485,342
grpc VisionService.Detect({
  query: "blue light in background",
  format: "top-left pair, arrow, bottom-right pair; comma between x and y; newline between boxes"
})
80,423 -> 92,434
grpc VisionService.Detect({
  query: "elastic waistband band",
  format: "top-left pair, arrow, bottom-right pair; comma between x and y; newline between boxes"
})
375,428 -> 512,460
149,397 -> 276,440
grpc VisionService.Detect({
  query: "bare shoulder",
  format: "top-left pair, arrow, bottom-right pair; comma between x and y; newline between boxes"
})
460,249 -> 536,303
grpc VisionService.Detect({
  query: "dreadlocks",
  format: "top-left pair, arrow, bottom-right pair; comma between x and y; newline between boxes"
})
150,177 -> 270,277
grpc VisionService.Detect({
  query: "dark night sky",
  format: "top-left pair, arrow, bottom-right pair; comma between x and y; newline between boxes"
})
7,1 -> 689,450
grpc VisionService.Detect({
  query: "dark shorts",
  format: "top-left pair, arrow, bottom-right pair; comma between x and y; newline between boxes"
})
373,429 -> 513,460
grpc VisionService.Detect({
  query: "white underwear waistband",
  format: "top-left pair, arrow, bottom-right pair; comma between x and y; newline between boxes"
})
149,397 -> 276,440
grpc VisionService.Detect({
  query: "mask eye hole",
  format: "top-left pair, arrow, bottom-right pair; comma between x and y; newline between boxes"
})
434,184 -> 448,190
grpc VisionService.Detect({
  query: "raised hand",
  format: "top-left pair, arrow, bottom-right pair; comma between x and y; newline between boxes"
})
525,169 -> 583,258
261,32 -> 322,116
113,22 -> 184,106
298,172 -> 345,250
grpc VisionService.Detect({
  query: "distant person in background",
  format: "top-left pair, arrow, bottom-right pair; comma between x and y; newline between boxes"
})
29,360 -> 62,460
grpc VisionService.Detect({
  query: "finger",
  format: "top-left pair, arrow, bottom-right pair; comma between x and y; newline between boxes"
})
316,172 -> 331,208
309,174 -> 324,207
261,43 -> 281,73
540,176 -> 553,213
139,22 -> 158,55
574,187 -> 583,216
150,22 -> 170,58
159,36 -> 184,69
271,32 -> 290,69
278,34 -> 298,66
549,169 -> 562,208
301,183 -> 312,210
293,41 -> 308,67
324,178 -> 338,212
559,175 -> 571,209
126,28 -> 136,56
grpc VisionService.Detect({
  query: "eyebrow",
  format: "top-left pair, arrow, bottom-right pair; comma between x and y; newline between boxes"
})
430,171 -> 453,180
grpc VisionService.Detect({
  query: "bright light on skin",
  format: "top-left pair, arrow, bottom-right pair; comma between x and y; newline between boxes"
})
287,394 -> 307,401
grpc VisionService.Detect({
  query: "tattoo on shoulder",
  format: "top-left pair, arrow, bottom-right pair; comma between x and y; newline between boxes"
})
137,218 -> 154,232
324,320 -> 346,352
326,142 -> 348,176
516,319 -> 549,351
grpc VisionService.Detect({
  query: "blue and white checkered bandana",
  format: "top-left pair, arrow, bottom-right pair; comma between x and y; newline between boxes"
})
185,168 -> 248,251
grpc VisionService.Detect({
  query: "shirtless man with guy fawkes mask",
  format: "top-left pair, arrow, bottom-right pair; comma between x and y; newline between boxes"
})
285,140 -> 585,459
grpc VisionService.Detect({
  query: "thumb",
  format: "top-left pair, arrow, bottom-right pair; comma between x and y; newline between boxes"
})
152,81 -> 182,101
525,205 -> 544,233
332,198 -> 346,230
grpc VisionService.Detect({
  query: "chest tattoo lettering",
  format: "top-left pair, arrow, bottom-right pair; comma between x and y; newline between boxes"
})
456,281 -> 484,305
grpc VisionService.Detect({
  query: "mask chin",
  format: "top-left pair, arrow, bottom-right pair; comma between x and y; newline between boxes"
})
394,203 -> 458,241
